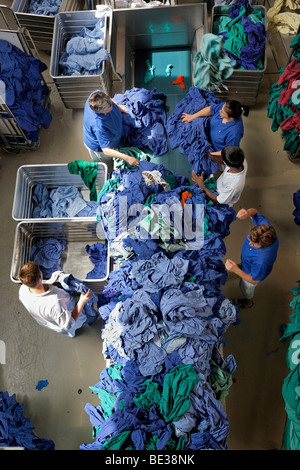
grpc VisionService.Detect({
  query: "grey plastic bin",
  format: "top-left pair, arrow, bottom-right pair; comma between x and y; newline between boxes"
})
211,4 -> 267,105
50,10 -> 112,109
12,163 -> 107,221
11,220 -> 111,292
11,0 -> 85,50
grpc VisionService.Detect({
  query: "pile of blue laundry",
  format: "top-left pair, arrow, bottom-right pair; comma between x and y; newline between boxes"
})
0,39 -> 52,142
167,87 -> 222,176
30,237 -> 108,281
0,391 -> 55,450
213,0 -> 267,71
59,19 -> 109,76
31,183 -> 97,218
28,0 -> 62,15
80,161 -> 237,450
113,88 -> 168,157
293,190 -> 300,225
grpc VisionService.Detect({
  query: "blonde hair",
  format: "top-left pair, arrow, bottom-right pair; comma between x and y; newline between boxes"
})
249,224 -> 277,247
89,91 -> 111,113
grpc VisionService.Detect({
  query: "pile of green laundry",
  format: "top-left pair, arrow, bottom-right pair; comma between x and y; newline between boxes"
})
267,34 -> 300,155
212,0 -> 267,70
280,281 -> 300,450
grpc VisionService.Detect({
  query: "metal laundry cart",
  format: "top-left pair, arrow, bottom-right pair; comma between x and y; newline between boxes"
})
11,0 -> 85,50
0,5 -> 50,153
12,162 -> 108,221
211,4 -> 267,106
50,9 -> 115,109
10,219 -> 111,293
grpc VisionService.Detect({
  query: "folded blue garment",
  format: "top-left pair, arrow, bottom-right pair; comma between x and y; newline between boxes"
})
0,391 -> 55,450
85,242 -> 108,279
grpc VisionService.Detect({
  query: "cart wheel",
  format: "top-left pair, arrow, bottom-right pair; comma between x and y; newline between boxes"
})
287,151 -> 300,162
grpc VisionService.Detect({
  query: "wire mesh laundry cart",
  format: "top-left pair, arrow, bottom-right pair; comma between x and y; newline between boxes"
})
0,5 -> 51,153
11,0 -> 85,50
12,162 -> 108,221
211,4 -> 267,106
10,219 -> 111,293
50,9 -> 113,109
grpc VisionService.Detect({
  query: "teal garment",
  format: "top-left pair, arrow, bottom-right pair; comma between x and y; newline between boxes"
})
133,379 -> 161,412
97,177 -> 120,201
193,33 -> 236,91
101,430 -> 132,450
114,146 -> 151,169
159,363 -> 200,422
89,387 -> 116,419
209,360 -> 233,400
281,282 -> 300,449
67,160 -> 99,201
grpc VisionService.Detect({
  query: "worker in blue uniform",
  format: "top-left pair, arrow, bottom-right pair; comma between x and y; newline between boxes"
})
181,99 -> 247,160
225,208 -> 279,308
83,90 -> 139,171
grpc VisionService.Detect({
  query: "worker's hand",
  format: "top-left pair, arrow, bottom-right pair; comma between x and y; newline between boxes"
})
181,113 -> 194,123
192,170 -> 204,188
225,259 -> 238,273
127,156 -> 139,167
46,271 -> 63,284
236,208 -> 249,220
80,289 -> 93,304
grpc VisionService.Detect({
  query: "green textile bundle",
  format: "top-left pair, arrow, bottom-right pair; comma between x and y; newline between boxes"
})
280,281 -> 300,450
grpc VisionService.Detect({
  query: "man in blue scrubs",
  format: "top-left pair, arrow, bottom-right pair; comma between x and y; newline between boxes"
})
83,90 -> 139,171
181,100 -> 245,160
225,208 -> 279,308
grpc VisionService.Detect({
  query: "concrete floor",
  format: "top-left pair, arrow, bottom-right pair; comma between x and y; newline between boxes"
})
0,2 -> 300,451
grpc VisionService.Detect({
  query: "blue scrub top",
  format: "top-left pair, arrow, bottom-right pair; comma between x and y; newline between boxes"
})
241,213 -> 279,283
209,102 -> 244,151
83,90 -> 123,151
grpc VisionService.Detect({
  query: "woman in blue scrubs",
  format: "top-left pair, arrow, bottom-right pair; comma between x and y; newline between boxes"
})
181,100 -> 247,159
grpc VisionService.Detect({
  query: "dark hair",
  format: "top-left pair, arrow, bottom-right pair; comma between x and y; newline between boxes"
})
221,146 -> 245,169
18,261 -> 41,287
249,224 -> 277,247
224,100 -> 249,119
89,91 -> 112,113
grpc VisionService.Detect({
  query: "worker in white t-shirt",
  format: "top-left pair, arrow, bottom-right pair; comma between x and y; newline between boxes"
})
18,261 -> 93,337
192,145 -> 247,207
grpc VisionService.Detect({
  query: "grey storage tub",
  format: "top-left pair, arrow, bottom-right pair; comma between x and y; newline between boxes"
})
211,4 -> 267,105
50,9 -> 112,109
11,219 -> 110,292
12,163 -> 107,221
11,0 -> 86,50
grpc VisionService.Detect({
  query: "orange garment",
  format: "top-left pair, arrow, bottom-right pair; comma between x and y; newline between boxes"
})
181,190 -> 192,209
172,75 -> 185,89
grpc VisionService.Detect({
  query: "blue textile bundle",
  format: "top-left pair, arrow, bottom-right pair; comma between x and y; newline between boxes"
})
28,0 -> 62,15
30,238 -> 66,279
59,19 -> 109,76
32,183 -> 97,218
113,88 -> 168,157
167,87 -> 222,176
81,160 -> 237,450
293,190 -> 300,225
0,39 -> 52,142
0,391 -> 55,450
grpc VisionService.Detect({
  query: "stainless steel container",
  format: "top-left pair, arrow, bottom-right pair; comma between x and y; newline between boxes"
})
50,9 -> 112,108
12,163 -> 107,221
211,4 -> 267,105
11,0 -> 86,50
11,219 -> 111,292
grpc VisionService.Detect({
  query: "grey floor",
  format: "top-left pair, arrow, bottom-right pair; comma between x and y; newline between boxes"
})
0,2 -> 300,451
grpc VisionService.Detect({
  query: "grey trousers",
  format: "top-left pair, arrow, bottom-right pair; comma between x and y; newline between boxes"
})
239,278 -> 256,299
84,144 -> 114,173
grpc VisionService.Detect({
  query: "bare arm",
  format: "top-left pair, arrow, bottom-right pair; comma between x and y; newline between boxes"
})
71,290 -> 93,322
192,170 -> 219,204
111,99 -> 127,114
236,208 -> 259,220
102,147 -> 139,166
225,259 -> 259,285
181,106 -> 213,123
206,151 -> 223,164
